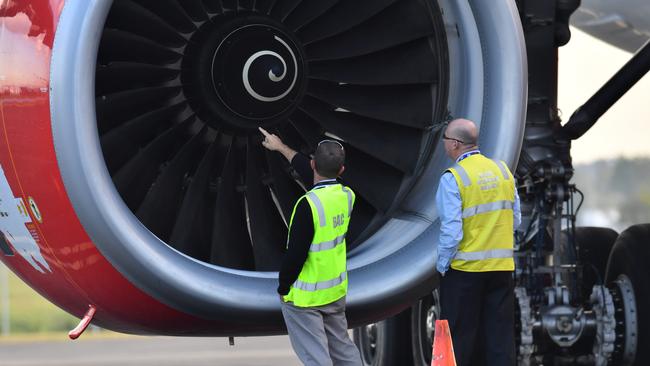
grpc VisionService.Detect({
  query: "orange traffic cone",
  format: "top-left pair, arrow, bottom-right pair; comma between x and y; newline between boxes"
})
431,319 -> 457,366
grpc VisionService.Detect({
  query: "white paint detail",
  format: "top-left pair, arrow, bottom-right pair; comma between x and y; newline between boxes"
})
324,132 -> 345,142
268,69 -> 284,82
242,36 -> 298,102
0,165 -> 51,273
28,196 -> 42,223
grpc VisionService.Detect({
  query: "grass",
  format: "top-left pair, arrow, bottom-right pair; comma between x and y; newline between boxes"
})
0,264 -> 115,337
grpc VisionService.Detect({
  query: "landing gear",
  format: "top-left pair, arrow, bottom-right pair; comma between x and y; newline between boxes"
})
606,224 -> 650,365
353,289 -> 440,366
512,218 -> 640,365
572,227 -> 618,300
353,308 -> 413,366
410,289 -> 441,366
607,275 -> 638,366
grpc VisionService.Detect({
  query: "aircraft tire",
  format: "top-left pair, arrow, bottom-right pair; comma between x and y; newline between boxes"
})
353,308 -> 413,366
570,227 -> 618,300
410,289 -> 440,366
606,223 -> 650,365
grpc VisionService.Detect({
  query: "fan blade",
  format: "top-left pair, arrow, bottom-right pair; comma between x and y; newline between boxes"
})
298,0 -> 397,44
288,110 -> 323,148
209,138 -> 255,269
96,86 -> 181,133
98,29 -> 182,65
283,0 -> 339,32
169,132 -> 228,260
269,0 -> 301,21
275,122 -> 306,154
105,0 -> 187,48
100,102 -> 189,174
202,0 -> 223,14
178,0 -> 209,22
341,145 -> 404,213
136,126 -> 208,242
342,193 -> 375,250
307,80 -> 434,129
266,150 -> 305,223
305,0 -> 436,61
238,0 -> 255,11
112,117 -> 195,211
222,0 -> 237,12
274,123 -> 314,187
308,38 -> 438,86
274,120 -> 319,166
245,137 -> 287,270
255,0 -> 276,14
299,97 -> 422,173
96,62 -> 179,95
131,0 -> 196,33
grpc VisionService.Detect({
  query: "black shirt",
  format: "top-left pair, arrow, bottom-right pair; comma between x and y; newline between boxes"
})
277,154 -> 341,295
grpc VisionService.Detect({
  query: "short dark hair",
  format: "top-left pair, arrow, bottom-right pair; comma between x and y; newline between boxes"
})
314,141 -> 345,178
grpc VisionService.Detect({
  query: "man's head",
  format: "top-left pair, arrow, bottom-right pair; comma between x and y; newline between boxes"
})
443,118 -> 479,161
311,140 -> 345,179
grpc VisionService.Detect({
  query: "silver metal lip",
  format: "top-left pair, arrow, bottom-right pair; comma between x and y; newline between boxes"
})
50,0 -> 526,333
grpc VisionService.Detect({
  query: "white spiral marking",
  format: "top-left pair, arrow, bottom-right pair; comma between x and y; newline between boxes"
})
242,36 -> 298,102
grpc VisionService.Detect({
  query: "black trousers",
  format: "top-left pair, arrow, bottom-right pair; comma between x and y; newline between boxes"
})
439,269 -> 515,366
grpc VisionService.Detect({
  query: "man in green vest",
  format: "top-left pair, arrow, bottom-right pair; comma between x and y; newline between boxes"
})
260,127 -> 362,366
435,118 -> 521,366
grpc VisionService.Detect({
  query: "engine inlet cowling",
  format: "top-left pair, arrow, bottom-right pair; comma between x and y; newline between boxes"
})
49,0 -> 527,334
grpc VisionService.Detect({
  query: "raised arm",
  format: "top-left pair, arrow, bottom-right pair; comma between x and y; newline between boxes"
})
259,127 -> 297,162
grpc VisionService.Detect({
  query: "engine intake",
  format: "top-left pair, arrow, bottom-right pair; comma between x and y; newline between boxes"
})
47,0 -> 526,334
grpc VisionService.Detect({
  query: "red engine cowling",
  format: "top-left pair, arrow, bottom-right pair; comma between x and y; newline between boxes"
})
0,0 -> 526,335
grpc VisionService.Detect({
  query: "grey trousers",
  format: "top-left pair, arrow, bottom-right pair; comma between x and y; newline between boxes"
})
281,296 -> 362,366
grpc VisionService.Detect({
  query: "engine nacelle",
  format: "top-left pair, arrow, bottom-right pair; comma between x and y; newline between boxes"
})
0,0 -> 526,335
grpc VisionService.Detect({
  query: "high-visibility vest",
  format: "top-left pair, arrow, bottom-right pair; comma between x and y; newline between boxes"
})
283,183 -> 355,307
447,154 -> 515,272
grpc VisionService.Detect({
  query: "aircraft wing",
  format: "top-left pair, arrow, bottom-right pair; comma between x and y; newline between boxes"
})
572,0 -> 650,53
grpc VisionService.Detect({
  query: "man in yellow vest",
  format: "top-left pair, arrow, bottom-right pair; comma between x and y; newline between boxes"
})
435,118 -> 521,366
260,127 -> 362,366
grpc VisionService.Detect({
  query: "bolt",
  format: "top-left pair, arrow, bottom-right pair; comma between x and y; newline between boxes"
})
557,316 -> 573,333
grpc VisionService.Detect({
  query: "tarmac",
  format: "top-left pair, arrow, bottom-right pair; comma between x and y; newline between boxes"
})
0,334 -> 301,366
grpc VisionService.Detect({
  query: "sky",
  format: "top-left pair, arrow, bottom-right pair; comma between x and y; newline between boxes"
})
558,27 -> 650,164
0,12 -> 50,88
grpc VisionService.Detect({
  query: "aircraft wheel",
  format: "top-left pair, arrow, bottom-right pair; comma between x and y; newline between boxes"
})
410,289 -> 440,366
606,223 -> 650,365
353,308 -> 413,366
569,227 -> 618,300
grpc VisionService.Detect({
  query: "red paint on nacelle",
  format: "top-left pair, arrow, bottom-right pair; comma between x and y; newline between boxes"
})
0,0 -> 224,335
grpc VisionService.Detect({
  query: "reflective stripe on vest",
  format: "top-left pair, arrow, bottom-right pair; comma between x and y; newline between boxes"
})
284,183 -> 355,307
497,161 -> 510,180
307,191 -> 326,227
453,164 -> 472,186
462,200 -> 514,219
292,271 -> 347,292
447,154 -> 515,272
310,234 -> 346,252
455,249 -> 513,261
342,187 -> 353,217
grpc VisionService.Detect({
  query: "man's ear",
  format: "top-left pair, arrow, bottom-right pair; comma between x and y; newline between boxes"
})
310,159 -> 316,171
338,165 -> 345,176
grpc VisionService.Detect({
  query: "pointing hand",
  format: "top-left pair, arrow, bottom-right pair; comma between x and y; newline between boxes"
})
259,127 -> 297,162
259,127 -> 285,152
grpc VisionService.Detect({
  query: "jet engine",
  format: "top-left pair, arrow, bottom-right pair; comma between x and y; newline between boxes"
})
0,0 -> 526,335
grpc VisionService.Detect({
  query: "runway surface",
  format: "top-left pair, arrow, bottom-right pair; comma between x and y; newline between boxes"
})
0,335 -> 301,366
